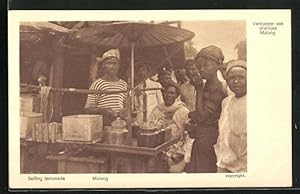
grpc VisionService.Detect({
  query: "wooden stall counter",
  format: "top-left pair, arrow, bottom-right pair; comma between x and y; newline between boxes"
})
21,136 -> 180,173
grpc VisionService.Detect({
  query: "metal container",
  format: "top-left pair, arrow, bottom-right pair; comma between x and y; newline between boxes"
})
161,127 -> 172,142
106,128 -> 128,145
137,130 -> 160,148
157,130 -> 165,146
106,117 -> 128,145
137,123 -> 164,148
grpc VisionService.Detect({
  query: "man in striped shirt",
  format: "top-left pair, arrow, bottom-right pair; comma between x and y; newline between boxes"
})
85,49 -> 127,125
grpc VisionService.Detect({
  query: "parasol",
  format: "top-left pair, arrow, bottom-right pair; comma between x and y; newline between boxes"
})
71,22 -> 195,144
71,22 -> 194,48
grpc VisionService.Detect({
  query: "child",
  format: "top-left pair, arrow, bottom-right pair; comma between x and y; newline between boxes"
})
214,60 -> 247,173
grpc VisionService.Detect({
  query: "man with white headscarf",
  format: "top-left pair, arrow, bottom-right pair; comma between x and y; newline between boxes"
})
85,49 -> 127,125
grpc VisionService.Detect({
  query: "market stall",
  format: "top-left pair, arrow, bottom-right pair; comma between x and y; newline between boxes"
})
20,21 -> 195,173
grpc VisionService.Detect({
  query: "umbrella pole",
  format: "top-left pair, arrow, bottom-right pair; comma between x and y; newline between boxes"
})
127,42 -> 135,145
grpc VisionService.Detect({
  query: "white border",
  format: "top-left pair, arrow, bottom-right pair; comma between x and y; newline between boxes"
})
9,10 -> 292,188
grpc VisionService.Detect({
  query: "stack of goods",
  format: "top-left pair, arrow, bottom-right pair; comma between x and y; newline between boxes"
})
20,111 -> 44,139
32,122 -> 63,143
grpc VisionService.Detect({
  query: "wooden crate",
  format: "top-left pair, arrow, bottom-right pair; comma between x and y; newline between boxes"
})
20,94 -> 41,113
62,115 -> 103,143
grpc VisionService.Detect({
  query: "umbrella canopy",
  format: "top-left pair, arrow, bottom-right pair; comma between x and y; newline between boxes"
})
70,22 -> 195,145
71,22 -> 195,48
71,22 -> 194,84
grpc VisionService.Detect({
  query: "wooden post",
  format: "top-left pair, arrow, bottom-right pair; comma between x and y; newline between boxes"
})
51,38 -> 64,122
89,46 -> 98,85
142,81 -> 147,122
126,42 -> 135,145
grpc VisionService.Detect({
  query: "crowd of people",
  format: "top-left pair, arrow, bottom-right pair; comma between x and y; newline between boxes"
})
84,44 -> 247,173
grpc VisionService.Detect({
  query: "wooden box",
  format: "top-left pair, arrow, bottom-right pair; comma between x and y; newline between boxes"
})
20,94 -> 41,113
20,111 -> 44,138
62,115 -> 103,143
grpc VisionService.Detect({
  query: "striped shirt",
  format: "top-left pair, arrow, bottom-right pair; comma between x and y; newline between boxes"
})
85,78 -> 127,112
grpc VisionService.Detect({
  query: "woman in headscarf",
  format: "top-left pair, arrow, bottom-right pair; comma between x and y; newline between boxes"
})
149,81 -> 190,172
214,60 -> 247,173
186,45 -> 228,173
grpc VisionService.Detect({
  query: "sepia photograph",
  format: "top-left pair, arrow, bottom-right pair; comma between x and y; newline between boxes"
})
9,10 -> 291,188
19,20 -> 246,174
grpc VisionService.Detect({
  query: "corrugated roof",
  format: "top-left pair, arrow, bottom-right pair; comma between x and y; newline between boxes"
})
20,22 -> 73,33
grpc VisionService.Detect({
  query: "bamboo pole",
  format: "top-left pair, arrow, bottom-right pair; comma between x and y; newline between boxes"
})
21,83 -> 161,95
89,46 -> 98,85
51,40 -> 64,121
126,42 -> 135,145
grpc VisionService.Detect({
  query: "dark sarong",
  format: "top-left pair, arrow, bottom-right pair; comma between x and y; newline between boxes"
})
186,122 -> 219,173
188,135 -> 218,173
186,81 -> 227,173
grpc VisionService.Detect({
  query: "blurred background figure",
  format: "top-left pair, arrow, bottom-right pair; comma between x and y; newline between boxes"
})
157,69 -> 174,88
134,62 -> 163,123
235,40 -> 247,61
174,67 -> 190,86
31,52 -> 51,86
179,59 -> 198,112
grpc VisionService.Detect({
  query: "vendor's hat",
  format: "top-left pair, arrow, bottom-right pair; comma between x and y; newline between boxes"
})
96,49 -> 120,63
226,60 -> 247,75
195,45 -> 224,64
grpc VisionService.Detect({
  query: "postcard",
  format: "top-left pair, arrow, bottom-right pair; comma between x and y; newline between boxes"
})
8,10 -> 291,189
